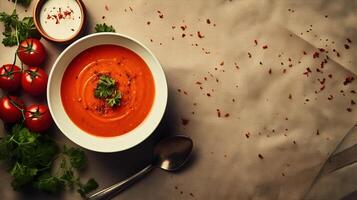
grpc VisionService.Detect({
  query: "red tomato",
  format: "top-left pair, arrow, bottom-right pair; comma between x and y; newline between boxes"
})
21,67 -> 48,96
17,38 -> 46,66
0,96 -> 25,123
25,104 -> 52,132
0,64 -> 22,91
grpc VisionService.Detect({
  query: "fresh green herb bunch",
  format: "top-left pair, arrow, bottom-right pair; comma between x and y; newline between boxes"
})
94,23 -> 116,33
0,124 -> 98,198
94,75 -> 122,107
0,10 -> 40,47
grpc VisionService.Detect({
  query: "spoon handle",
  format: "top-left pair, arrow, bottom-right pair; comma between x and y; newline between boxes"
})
87,164 -> 154,200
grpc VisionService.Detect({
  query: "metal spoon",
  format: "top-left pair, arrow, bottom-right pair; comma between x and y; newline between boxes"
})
88,135 -> 193,200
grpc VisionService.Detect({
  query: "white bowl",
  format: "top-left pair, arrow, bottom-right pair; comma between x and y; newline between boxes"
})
47,33 -> 168,153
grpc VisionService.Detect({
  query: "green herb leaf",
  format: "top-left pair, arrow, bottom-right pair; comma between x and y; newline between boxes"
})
12,0 -> 32,7
77,178 -> 99,197
94,23 -> 116,33
60,169 -> 76,188
63,146 -> 87,170
10,162 -> 38,189
94,75 -> 117,99
0,10 -> 39,47
106,91 -> 121,107
33,173 -> 64,193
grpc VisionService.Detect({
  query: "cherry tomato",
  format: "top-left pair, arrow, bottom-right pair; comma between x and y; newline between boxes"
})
21,67 -> 48,96
0,64 -> 22,91
25,104 -> 52,132
0,96 -> 25,123
17,38 -> 46,66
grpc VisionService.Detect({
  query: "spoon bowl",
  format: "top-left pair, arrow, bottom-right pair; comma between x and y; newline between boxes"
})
88,135 -> 193,200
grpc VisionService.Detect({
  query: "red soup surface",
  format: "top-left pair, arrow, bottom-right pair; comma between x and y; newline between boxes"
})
61,45 -> 155,137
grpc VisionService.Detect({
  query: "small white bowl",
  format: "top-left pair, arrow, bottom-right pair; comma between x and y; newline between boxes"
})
47,33 -> 168,153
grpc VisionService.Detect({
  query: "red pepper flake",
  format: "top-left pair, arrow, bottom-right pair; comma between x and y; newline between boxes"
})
303,68 -> 312,77
206,19 -> 211,24
157,10 -> 164,18
347,38 -> 352,43
288,94 -> 292,100
262,45 -> 268,49
105,5 -> 109,11
318,78 -> 326,85
216,109 -> 221,117
258,154 -> 264,159
181,118 -> 189,126
347,108 -> 352,112
344,44 -> 350,49
254,40 -> 258,46
245,132 -> 250,138
248,52 -> 252,58
197,31 -> 204,38
313,52 -> 319,59
343,76 -> 354,85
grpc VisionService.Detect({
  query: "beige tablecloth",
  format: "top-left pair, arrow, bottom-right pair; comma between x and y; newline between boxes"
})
0,0 -> 356,199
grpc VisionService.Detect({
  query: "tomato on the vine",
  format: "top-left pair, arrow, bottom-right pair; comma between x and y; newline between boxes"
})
0,64 -> 22,92
25,104 -> 52,132
17,38 -> 46,66
0,96 -> 25,123
21,67 -> 48,96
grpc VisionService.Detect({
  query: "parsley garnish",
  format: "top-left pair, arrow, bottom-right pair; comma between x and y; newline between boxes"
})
0,10 -> 40,47
94,23 -> 116,33
0,125 -> 98,198
94,75 -> 122,107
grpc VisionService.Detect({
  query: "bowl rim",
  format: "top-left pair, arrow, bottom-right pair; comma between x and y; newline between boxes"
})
47,32 -> 168,152
33,0 -> 86,43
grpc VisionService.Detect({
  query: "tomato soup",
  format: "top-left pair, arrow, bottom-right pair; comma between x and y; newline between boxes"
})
61,45 -> 155,137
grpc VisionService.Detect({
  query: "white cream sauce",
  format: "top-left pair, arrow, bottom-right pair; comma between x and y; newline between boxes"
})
39,0 -> 82,40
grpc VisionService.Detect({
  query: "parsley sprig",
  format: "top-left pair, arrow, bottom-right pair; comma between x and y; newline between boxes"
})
94,23 -> 116,33
0,125 -> 98,197
94,75 -> 122,107
0,9 -> 40,47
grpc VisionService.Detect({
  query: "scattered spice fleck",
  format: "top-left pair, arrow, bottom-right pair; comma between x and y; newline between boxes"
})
288,94 -> 292,100
343,76 -> 354,85
344,44 -> 350,49
206,19 -> 211,24
262,45 -> 268,49
105,5 -> 109,11
181,118 -> 189,126
347,108 -> 352,112
157,10 -> 164,18
197,31 -> 204,38
248,52 -> 252,58
147,21 -> 151,25
216,109 -> 221,117
347,38 -> 352,43
258,154 -> 264,159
